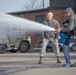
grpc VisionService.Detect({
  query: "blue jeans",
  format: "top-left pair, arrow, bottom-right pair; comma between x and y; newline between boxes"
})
63,45 -> 70,64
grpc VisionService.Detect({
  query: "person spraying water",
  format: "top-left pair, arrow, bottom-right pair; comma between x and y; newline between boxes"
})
38,12 -> 61,64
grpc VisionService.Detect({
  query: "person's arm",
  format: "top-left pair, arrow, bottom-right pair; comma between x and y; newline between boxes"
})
55,21 -> 60,29
55,21 -> 60,39
42,20 -> 46,38
42,20 -> 50,39
61,16 -> 75,32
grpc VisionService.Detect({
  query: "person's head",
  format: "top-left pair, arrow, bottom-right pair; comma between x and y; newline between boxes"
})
46,12 -> 53,21
65,7 -> 74,18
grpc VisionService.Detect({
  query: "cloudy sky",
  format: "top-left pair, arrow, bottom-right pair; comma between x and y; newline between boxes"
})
0,0 -> 49,13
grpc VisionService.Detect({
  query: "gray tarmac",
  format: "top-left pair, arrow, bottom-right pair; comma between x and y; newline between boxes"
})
0,51 -> 76,75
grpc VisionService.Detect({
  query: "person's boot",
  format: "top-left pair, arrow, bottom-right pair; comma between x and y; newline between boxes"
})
38,56 -> 43,64
71,62 -> 76,67
57,56 -> 61,63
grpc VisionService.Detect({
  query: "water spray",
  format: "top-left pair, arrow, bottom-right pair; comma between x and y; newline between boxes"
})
0,12 -> 55,32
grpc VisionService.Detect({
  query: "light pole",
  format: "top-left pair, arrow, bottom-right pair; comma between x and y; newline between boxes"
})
43,0 -> 44,8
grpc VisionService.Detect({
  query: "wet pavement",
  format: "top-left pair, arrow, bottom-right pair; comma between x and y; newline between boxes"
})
0,68 -> 26,75
0,52 -> 76,75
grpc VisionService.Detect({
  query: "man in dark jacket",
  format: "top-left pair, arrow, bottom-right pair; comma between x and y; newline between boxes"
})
38,12 -> 61,64
57,7 -> 76,67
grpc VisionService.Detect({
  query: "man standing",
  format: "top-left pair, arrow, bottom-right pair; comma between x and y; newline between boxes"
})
57,7 -> 76,67
38,12 -> 61,64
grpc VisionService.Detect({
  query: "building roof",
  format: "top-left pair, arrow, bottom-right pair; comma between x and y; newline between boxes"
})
8,8 -> 49,15
8,7 -> 73,15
